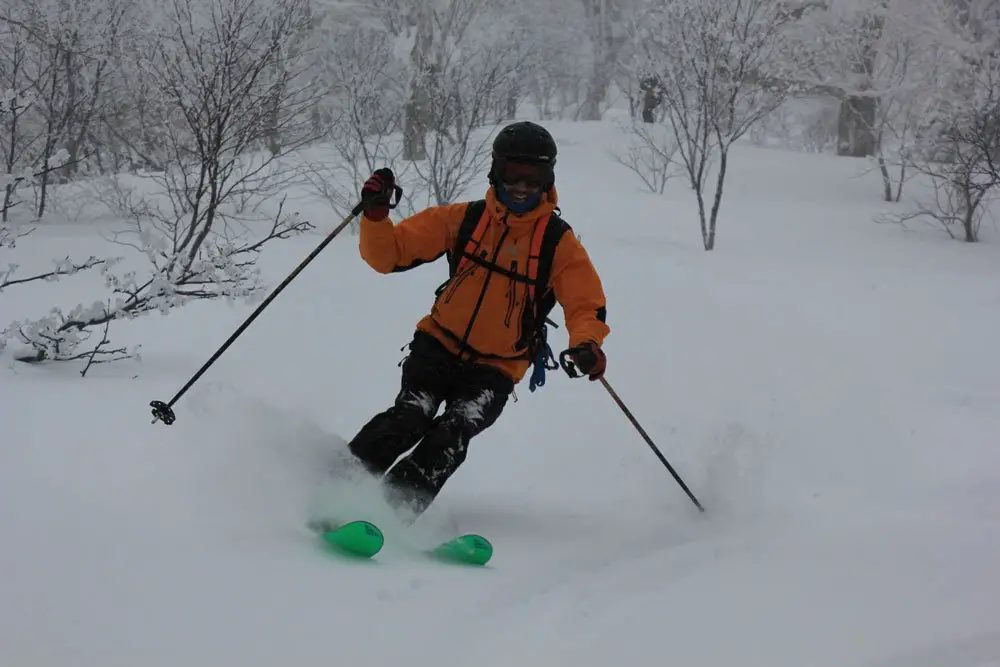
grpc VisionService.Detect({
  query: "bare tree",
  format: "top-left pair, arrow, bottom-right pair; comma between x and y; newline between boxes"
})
94,13 -> 172,174
6,0 -> 322,366
632,0 -> 799,250
881,108 -> 999,242
879,0 -> 1000,242
301,18 -> 415,224
0,84 -> 34,221
0,9 -> 48,219
393,0 -> 503,161
869,29 -> 920,203
409,16 -> 528,205
0,0 -> 128,216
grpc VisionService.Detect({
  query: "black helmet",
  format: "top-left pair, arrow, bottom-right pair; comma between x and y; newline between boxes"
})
492,121 -> 557,164
489,121 -> 557,190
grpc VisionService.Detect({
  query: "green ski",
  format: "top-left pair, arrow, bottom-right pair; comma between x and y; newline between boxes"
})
308,518 -> 492,565
310,519 -> 384,559
428,534 -> 493,566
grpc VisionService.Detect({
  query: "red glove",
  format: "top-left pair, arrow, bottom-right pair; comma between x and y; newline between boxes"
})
567,341 -> 606,381
361,168 -> 395,220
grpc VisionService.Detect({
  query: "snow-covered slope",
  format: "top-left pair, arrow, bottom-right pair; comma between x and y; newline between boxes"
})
3,121 -> 999,667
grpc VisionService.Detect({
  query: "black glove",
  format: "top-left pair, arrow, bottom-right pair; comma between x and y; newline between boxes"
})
565,341 -> 607,381
361,168 -> 395,220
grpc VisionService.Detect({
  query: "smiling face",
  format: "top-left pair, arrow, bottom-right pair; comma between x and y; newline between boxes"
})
498,159 -> 550,209
503,178 -> 542,205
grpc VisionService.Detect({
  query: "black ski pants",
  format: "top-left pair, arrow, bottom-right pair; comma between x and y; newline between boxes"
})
347,331 -> 514,516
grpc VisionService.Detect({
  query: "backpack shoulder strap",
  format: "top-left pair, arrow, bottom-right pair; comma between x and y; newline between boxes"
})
534,210 -> 571,300
520,209 -> 571,348
448,199 -> 487,277
525,209 -> 572,392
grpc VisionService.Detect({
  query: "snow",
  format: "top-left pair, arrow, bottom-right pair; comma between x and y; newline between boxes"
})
3,120 -> 1000,667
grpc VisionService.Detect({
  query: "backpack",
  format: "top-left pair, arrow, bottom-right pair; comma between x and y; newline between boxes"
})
441,199 -> 571,392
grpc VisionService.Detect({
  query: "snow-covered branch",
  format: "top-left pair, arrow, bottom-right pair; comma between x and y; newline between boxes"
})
0,255 -> 105,291
610,116 -> 680,195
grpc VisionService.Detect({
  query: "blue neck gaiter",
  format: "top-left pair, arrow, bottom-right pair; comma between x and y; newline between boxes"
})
497,184 -> 542,214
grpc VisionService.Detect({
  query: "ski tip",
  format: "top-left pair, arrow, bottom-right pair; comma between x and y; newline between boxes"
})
430,534 -> 493,566
314,519 -> 385,559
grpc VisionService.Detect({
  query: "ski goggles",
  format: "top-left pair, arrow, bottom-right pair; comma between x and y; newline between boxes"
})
495,159 -> 553,189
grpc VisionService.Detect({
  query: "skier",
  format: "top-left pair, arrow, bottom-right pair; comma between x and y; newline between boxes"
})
346,121 -> 610,521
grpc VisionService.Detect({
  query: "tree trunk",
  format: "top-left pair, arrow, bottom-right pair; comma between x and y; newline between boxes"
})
505,83 -> 517,120
640,76 -> 662,124
403,6 -> 434,161
836,9 -> 883,158
577,0 -> 624,121
837,94 -> 877,157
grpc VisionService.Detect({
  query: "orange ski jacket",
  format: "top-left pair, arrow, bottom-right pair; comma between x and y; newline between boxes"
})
359,185 -> 610,383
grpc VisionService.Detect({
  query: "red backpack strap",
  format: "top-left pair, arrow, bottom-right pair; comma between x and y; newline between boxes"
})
524,216 -> 549,306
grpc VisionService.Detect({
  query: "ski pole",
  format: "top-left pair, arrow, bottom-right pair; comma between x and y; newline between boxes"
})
559,348 -> 705,513
149,185 -> 402,426
596,376 -> 705,512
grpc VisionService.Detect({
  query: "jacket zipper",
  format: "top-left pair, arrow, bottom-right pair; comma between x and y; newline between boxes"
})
460,222 -> 510,349
504,260 -> 518,327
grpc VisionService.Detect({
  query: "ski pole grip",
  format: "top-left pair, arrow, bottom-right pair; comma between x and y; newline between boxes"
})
351,184 -> 403,219
559,348 -> 582,379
